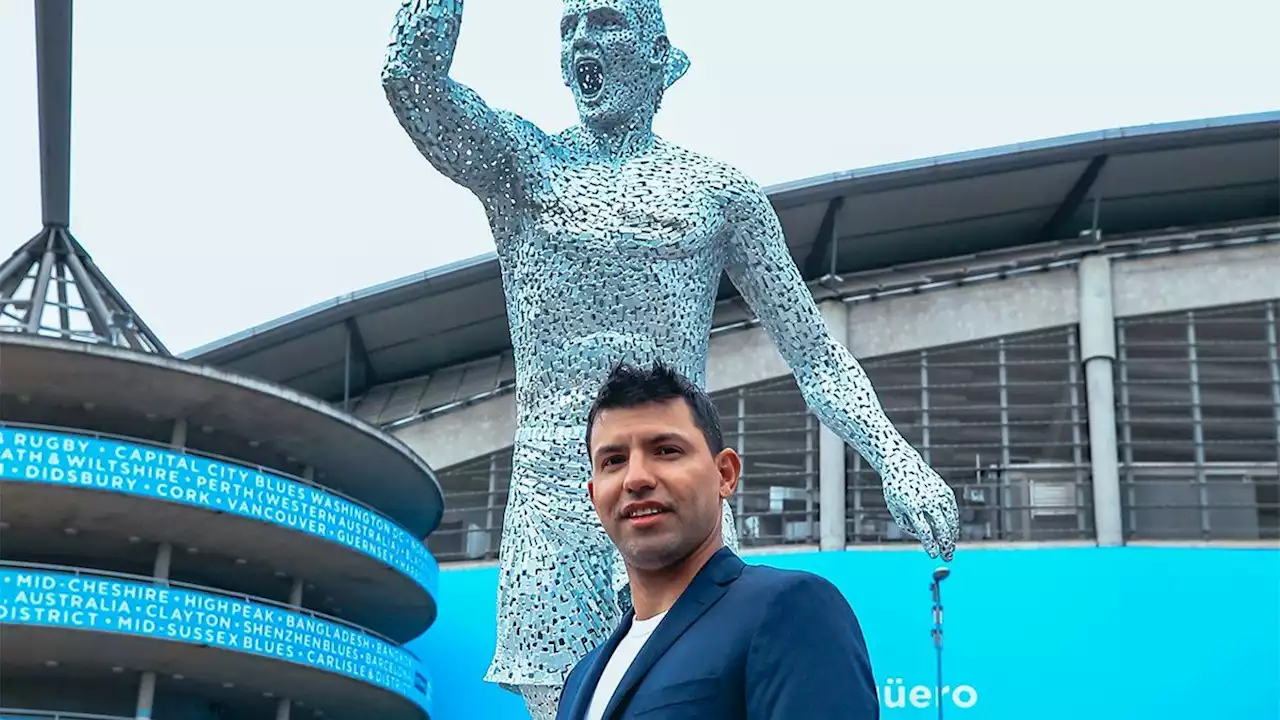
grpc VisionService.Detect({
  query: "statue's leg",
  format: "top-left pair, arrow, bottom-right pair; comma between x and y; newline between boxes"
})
721,496 -> 740,551
483,433 -> 622,713
519,685 -> 562,720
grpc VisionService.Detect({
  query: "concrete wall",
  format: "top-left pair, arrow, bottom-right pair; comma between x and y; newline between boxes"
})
393,241 -> 1280,470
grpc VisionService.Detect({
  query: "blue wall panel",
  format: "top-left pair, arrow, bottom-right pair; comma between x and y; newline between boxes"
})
410,546 -> 1280,719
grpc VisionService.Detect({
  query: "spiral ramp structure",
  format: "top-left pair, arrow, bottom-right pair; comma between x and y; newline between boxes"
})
1,3 -> 445,718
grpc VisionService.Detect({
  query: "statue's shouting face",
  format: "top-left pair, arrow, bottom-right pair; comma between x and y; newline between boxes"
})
560,0 -> 672,131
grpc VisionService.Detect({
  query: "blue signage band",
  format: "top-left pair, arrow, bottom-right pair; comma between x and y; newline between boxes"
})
0,566 -> 432,715
0,426 -> 438,598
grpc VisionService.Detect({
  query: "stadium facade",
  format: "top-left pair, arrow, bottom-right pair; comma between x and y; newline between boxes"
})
187,111 -> 1280,718
191,111 -> 1280,556
0,4 -> 443,719
189,109 -> 1280,712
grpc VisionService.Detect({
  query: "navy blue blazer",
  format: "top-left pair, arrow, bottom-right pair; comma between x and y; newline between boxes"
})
556,547 -> 879,719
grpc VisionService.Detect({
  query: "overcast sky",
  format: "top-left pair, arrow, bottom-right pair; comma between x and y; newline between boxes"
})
1,0 -> 1276,355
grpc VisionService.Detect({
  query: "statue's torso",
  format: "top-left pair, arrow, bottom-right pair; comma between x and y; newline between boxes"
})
488,137 -> 732,431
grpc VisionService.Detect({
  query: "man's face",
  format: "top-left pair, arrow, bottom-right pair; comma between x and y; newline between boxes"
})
560,0 -> 666,130
587,398 -> 739,571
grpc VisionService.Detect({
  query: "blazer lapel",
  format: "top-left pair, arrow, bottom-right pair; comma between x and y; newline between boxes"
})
567,615 -> 634,720
600,547 -> 745,719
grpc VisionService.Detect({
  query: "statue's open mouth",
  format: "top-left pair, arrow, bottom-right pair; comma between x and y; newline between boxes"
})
575,58 -> 604,99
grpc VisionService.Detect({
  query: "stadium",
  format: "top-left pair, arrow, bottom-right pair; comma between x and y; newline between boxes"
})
187,111 -> 1280,718
0,5 -> 440,719
3,5 -> 1277,719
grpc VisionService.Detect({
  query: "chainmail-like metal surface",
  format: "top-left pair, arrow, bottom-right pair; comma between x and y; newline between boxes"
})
382,1 -> 960,717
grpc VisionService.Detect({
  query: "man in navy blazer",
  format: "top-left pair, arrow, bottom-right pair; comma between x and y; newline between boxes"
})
556,362 -> 880,719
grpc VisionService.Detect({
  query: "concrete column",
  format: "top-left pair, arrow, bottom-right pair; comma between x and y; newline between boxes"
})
152,542 -> 172,582
169,418 -> 188,448
818,301 -> 849,550
280,494 -> 308,720
135,670 -> 156,719
1078,256 -> 1124,546
146,422 -> 183,592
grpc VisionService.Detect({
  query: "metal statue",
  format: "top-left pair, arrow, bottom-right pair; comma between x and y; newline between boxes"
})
381,1 -> 960,716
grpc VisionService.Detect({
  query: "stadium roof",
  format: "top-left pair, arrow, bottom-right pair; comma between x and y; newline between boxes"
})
185,111 -> 1280,404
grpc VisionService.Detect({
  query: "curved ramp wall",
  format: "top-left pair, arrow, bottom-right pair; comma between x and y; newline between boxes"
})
0,564 -> 432,714
0,424 -> 439,598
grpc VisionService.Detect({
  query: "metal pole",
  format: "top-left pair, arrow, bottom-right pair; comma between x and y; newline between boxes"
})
487,454 -> 498,556
54,262 -> 71,333
62,241 -> 117,342
930,569 -> 949,720
344,322 -> 353,411
920,350 -> 932,465
1186,312 -> 1208,537
736,388 -> 746,521
1266,302 -> 1280,474
1116,324 -> 1137,535
23,239 -> 56,332
804,414 -> 816,540
1067,330 -> 1086,534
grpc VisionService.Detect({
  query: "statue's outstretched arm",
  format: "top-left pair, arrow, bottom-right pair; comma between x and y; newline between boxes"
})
722,180 -> 959,560
381,0 -> 532,195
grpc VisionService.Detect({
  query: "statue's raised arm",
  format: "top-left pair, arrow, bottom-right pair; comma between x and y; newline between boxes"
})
381,0 -> 538,198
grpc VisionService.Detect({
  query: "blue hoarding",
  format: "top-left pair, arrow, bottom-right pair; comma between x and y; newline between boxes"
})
0,567 -> 432,714
0,426 -> 437,597
410,546 -> 1280,720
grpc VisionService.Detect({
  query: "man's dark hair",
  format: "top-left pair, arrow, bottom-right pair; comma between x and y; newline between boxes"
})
585,361 -> 725,456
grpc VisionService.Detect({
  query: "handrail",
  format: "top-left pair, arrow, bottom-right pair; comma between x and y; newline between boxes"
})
0,710 -> 132,720
1120,461 -> 1279,471
0,560 -> 419,662
0,420 -> 419,539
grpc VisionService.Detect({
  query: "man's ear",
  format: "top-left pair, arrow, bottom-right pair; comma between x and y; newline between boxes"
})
715,448 -> 741,499
587,479 -> 596,503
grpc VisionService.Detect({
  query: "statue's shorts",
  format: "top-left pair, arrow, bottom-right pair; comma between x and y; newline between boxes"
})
482,425 -> 626,690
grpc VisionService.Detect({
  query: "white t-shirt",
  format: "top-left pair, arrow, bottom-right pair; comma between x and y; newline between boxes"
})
585,610 -> 669,720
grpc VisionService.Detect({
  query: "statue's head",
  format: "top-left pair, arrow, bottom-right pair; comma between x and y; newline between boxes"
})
560,0 -> 690,131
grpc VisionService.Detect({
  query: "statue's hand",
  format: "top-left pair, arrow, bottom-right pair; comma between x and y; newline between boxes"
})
881,452 -> 960,561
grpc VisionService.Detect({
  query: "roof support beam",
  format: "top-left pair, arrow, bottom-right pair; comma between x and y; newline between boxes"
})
343,318 -> 377,399
802,196 -> 846,278
1034,154 -> 1109,244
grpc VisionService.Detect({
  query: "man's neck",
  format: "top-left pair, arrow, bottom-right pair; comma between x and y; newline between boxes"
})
627,536 -> 724,621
